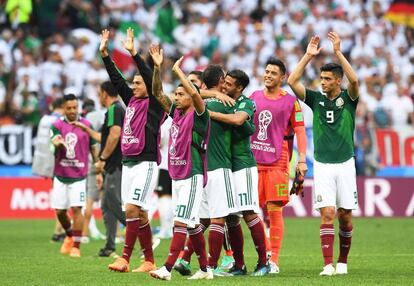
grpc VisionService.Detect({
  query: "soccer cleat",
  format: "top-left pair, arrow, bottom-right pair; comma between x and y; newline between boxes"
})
81,236 -> 90,244
98,248 -> 119,258
319,264 -> 336,276
108,257 -> 130,272
268,261 -> 280,274
228,265 -> 247,276
188,268 -> 213,280
60,236 -> 74,255
149,266 -> 171,280
132,261 -> 157,273
252,263 -> 270,276
140,237 -> 161,259
220,254 -> 235,270
213,267 -> 233,277
69,247 -> 81,258
174,258 -> 192,276
335,263 -> 348,275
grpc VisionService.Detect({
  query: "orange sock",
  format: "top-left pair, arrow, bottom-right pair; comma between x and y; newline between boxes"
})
268,205 -> 284,265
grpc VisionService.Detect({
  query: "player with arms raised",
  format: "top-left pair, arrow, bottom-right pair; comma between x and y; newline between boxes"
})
288,32 -> 359,276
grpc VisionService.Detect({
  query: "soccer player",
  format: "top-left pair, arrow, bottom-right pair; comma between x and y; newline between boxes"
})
100,28 -> 165,272
287,32 -> 359,276
155,70 -> 203,241
148,45 -> 211,280
72,81 -> 127,257
174,66 -> 235,276
50,93 -> 99,258
250,57 -> 308,274
209,70 -> 269,276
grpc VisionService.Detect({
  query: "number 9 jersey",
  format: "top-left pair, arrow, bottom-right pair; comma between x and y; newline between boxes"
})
304,89 -> 358,163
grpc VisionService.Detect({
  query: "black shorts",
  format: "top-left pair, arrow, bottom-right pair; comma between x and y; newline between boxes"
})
156,169 -> 172,196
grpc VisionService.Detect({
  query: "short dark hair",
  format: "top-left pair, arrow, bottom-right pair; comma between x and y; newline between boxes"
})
189,70 -> 203,78
63,93 -> 77,103
226,69 -> 250,91
82,98 -> 95,110
320,63 -> 343,78
100,81 -> 118,97
266,57 -> 286,74
52,97 -> 64,109
202,65 -> 224,89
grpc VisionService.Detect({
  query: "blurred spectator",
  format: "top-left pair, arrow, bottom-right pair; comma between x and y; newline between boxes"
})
5,0 -> 32,30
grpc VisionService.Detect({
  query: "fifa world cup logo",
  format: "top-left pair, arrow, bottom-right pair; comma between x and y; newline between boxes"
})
257,110 -> 272,141
169,123 -> 179,156
124,107 -> 135,135
65,132 -> 78,159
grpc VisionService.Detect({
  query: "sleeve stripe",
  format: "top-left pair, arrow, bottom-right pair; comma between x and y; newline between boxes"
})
107,105 -> 115,127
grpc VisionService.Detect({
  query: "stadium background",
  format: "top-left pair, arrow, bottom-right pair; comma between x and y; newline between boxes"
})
0,0 -> 413,285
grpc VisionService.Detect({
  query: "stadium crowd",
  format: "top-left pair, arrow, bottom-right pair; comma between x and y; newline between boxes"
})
0,0 -> 413,175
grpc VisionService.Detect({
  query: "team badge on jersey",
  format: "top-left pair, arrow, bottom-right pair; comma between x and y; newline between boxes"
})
65,132 -> 78,159
336,97 -> 344,108
169,123 -> 179,156
257,110 -> 272,141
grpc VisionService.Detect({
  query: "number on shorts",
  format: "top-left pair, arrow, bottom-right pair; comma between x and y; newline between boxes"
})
80,192 -> 85,202
238,193 -> 248,206
132,188 -> 142,201
176,205 -> 186,218
275,183 -> 288,197
326,110 -> 334,123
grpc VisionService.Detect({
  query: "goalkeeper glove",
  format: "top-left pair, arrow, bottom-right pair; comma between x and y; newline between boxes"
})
290,170 -> 305,197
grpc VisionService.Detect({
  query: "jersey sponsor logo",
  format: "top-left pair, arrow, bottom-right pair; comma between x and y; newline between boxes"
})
336,97 -> 344,107
319,101 -> 325,106
65,132 -> 78,159
124,107 -> 135,135
257,110 -> 272,141
169,123 -> 179,156
239,102 -> 246,109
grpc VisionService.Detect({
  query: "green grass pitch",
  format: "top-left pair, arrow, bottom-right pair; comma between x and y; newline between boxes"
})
0,218 -> 413,285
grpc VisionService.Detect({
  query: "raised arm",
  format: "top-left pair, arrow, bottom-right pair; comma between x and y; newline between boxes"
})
123,27 -> 153,96
328,31 -> 359,100
172,57 -> 205,114
100,29 -> 133,104
287,36 -> 322,101
149,44 -> 172,113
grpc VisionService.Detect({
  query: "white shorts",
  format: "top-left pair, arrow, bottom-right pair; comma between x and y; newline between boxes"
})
51,177 -> 87,209
121,161 -> 159,211
172,175 -> 204,228
233,167 -> 260,213
199,168 -> 238,219
313,158 -> 358,210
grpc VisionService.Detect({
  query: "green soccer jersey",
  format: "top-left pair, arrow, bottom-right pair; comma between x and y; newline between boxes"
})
206,98 -> 232,171
230,94 -> 257,172
304,89 -> 358,163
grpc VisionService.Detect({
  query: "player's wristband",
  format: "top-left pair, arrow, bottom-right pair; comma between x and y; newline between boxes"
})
99,155 -> 107,162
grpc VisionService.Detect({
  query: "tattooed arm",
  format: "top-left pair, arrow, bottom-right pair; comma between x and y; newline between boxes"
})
149,44 -> 172,113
